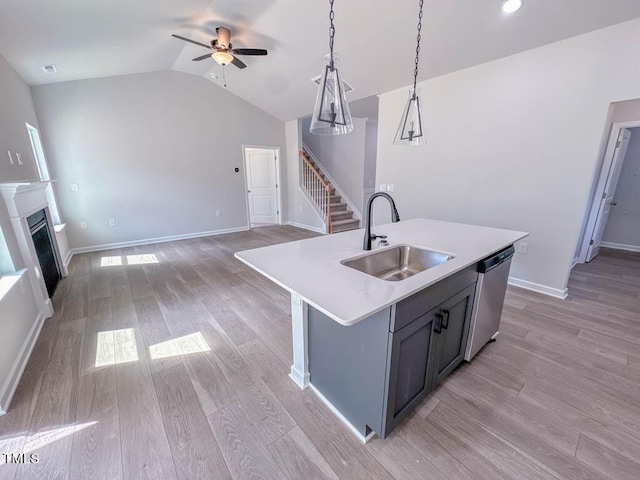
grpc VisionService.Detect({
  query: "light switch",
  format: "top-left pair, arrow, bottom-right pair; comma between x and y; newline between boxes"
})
71,184 -> 79,192
7,151 -> 13,165
80,221 -> 87,230
379,184 -> 387,191
387,184 -> 394,192
16,153 -> 23,165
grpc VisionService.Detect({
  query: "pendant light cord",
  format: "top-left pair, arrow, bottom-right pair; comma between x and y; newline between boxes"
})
412,0 -> 424,99
329,0 -> 336,69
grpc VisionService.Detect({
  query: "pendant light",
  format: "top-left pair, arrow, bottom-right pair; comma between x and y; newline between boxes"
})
394,0 -> 426,146
310,0 -> 353,135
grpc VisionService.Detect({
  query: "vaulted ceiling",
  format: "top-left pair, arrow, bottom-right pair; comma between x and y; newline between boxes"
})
2,0 -> 640,121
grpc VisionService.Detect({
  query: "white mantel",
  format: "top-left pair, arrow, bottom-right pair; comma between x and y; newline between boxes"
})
0,181 -> 64,320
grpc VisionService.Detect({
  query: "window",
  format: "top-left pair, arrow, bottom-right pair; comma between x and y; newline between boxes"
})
26,123 -> 62,224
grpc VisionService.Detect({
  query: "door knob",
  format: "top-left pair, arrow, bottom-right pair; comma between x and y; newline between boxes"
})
610,201 -> 617,206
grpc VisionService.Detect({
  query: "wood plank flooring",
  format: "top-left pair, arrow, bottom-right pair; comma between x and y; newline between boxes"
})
1,228 -> 639,480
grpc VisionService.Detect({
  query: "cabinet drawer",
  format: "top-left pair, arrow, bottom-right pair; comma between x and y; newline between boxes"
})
392,265 -> 478,332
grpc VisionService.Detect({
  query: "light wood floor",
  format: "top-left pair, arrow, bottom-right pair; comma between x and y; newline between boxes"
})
1,227 -> 639,480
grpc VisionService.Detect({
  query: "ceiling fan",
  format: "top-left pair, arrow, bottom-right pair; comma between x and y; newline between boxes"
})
172,27 -> 267,69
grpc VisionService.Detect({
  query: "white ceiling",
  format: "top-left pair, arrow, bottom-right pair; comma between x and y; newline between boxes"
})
2,1 -> 640,121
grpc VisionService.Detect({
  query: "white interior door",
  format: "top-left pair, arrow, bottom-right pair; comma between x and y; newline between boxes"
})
245,148 -> 278,225
586,128 -> 631,262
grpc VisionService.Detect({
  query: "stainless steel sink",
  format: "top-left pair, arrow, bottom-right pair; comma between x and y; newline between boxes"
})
341,245 -> 454,281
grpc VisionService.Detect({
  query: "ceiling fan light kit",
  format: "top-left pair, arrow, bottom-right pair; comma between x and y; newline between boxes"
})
212,51 -> 234,66
310,0 -> 354,135
394,0 -> 426,146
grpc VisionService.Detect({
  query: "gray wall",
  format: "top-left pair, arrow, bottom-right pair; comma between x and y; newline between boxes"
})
31,70 -> 287,250
375,19 -> 640,295
0,53 -> 41,183
302,116 -> 367,215
603,127 -> 640,248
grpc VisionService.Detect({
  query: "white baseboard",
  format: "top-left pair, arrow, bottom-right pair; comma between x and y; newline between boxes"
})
508,277 -> 568,300
308,383 -> 375,444
600,241 -> 640,253
284,221 -> 326,235
0,312 -> 45,415
67,225 -> 250,258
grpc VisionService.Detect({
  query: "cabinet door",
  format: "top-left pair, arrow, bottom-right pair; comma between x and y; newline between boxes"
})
431,284 -> 476,388
384,307 -> 438,436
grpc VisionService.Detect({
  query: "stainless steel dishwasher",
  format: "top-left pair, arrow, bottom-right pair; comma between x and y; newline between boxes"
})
464,245 -> 515,361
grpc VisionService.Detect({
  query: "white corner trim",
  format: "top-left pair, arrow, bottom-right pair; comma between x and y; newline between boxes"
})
0,312 -> 45,415
302,143 -> 362,220
571,256 -> 581,269
67,226 -> 250,257
508,277 -> 568,300
284,221 -> 326,235
308,383 -> 374,444
600,241 -> 640,253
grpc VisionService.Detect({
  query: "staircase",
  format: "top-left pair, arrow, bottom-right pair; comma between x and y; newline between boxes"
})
299,149 -> 360,234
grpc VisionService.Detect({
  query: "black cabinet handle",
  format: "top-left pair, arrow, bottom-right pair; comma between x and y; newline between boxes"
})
434,313 -> 443,334
441,310 -> 450,329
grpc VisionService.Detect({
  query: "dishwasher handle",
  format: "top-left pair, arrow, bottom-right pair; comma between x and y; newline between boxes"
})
478,246 -> 515,274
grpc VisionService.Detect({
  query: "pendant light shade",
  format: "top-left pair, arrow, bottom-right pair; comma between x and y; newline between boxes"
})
395,0 -> 426,146
394,89 -> 424,146
310,54 -> 353,135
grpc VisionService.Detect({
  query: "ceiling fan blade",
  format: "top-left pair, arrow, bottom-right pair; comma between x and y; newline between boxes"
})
232,48 -> 268,56
171,34 -> 211,50
192,53 -> 212,62
231,56 -> 247,69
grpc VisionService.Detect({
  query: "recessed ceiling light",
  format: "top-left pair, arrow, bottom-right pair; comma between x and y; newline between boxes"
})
42,64 -> 57,73
502,0 -> 523,14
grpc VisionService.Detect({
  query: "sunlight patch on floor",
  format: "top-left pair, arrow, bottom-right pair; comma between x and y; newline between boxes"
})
95,328 -> 139,367
100,256 -> 123,267
126,254 -> 159,265
149,332 -> 211,360
16,422 -> 98,454
100,254 -> 159,267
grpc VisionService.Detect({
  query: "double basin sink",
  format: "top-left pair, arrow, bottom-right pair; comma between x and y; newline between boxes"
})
341,245 -> 454,282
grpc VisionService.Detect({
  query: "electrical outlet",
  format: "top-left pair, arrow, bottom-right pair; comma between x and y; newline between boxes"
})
71,184 -> 79,192
109,219 -> 116,227
387,184 -> 395,192
379,184 -> 387,191
216,210 -> 222,217
299,206 -> 303,212
518,243 -> 528,254
80,221 -> 87,230
7,150 -> 13,165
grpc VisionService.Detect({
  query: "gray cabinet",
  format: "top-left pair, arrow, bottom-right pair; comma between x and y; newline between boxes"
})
430,284 -> 476,388
308,265 -> 477,440
384,307 -> 438,435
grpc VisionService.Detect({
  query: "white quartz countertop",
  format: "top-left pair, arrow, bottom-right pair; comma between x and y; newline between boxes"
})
235,218 -> 528,326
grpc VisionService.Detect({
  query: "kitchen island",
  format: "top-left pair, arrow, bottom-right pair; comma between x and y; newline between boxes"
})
235,218 -> 527,440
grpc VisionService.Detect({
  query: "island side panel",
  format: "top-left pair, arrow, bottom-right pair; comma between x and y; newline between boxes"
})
308,306 -> 392,437
289,294 -> 310,389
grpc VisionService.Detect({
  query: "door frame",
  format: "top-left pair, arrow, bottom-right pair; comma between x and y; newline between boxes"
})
242,145 -> 283,228
578,121 -> 640,263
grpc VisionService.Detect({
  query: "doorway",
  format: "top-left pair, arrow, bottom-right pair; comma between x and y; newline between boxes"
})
579,121 -> 640,262
242,146 -> 281,227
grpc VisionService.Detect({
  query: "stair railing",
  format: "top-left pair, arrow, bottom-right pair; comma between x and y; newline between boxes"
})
299,150 -> 332,233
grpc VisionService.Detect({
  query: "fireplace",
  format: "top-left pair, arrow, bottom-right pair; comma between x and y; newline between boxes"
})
26,209 -> 61,297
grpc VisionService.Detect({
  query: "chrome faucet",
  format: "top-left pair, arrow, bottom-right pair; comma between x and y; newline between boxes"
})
363,192 -> 400,250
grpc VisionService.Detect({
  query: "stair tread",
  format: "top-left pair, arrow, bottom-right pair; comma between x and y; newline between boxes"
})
331,218 -> 360,226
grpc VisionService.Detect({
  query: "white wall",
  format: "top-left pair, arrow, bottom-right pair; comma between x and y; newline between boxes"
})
0,271 -> 40,413
301,116 -> 367,215
376,18 -> 640,295
603,127 -> 640,249
283,120 -> 325,232
31,70 -> 287,250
